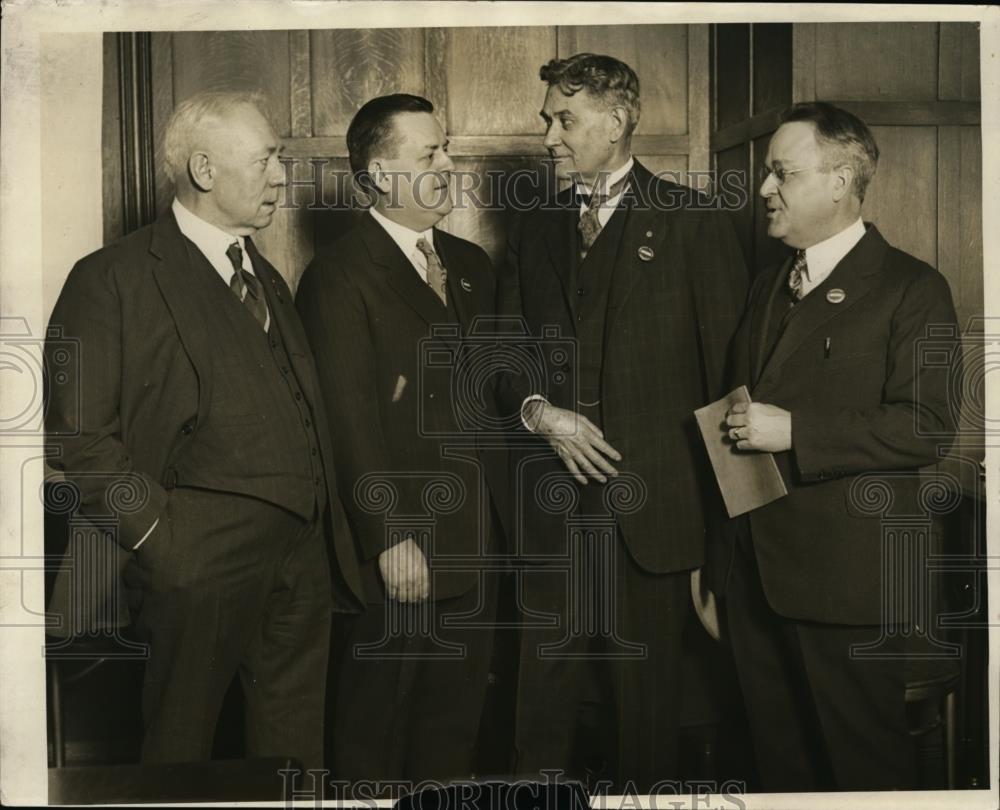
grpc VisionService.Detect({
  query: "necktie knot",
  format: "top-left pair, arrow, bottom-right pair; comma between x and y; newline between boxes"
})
577,174 -> 629,256
416,237 -> 447,306
788,249 -> 808,302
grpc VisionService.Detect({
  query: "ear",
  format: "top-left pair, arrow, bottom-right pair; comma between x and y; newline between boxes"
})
830,164 -> 855,203
367,159 -> 392,195
188,151 -> 214,192
607,105 -> 629,144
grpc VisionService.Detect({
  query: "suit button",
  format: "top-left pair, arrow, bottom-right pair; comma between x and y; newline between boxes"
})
311,448 -> 317,456
270,339 -> 278,349
294,392 -> 302,400
577,287 -> 587,296
282,366 -> 289,374
180,422 -> 194,435
314,477 -> 321,486
305,418 -> 311,427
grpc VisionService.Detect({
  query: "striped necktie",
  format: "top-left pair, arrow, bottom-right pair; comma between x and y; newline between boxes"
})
578,174 -> 629,256
416,237 -> 447,306
226,241 -> 269,330
787,249 -> 807,303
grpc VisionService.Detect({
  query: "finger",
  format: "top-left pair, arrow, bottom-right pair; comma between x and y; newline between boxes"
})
563,455 -> 588,485
728,428 -> 742,441
580,443 -> 618,478
571,451 -> 607,483
736,439 -> 755,451
587,433 -> 623,463
725,413 -> 748,427
729,402 -> 748,415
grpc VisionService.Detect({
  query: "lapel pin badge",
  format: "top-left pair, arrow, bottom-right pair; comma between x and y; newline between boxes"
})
460,278 -> 472,292
826,288 -> 846,304
637,246 -> 655,262
645,230 -> 653,238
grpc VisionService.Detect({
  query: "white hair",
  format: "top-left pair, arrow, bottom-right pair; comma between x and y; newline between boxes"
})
162,90 -> 267,180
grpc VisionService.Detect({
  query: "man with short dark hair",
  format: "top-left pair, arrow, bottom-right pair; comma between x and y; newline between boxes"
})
716,102 -> 959,791
297,93 -> 509,786
45,91 -> 364,772
499,53 -> 747,790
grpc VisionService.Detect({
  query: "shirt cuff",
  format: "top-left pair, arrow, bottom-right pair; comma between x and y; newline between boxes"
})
520,395 -> 548,433
131,517 -> 160,550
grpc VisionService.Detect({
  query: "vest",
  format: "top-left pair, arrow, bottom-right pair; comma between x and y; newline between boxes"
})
171,250 -> 326,521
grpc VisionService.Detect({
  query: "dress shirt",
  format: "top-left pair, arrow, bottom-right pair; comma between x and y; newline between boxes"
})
800,217 -> 866,298
575,155 -> 634,228
369,206 -> 435,282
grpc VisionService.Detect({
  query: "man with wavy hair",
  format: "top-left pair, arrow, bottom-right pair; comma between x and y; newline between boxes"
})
499,53 -> 747,789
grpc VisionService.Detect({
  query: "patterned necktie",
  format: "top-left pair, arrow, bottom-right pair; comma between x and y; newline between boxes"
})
578,174 -> 629,256
226,241 -> 268,330
787,249 -> 808,302
415,237 -> 447,306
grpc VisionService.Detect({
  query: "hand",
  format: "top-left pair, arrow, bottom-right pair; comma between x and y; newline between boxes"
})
377,536 -> 430,603
525,400 -> 622,484
725,402 -> 792,452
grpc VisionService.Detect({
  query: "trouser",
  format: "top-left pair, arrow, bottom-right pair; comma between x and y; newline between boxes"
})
330,567 -> 499,792
513,521 -> 690,794
124,487 -> 332,773
725,536 -> 914,792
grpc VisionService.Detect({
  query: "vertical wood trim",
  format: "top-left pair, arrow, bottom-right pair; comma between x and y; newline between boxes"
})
936,126 -> 960,291
150,33 -> 174,217
424,28 -> 449,129
938,22 -> 963,101
791,23 -> 816,103
289,30 -> 312,138
102,33 -> 124,244
118,32 -> 157,234
687,24 -> 710,176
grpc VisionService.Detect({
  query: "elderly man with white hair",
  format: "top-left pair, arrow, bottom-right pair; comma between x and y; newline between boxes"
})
45,91 -> 363,772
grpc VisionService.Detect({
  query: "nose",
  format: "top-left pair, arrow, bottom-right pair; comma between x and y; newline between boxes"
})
759,170 -> 778,198
438,151 -> 455,173
269,155 -> 288,187
543,123 -> 561,151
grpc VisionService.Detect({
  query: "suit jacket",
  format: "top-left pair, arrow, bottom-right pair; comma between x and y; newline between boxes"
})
44,210 -> 365,613
296,212 -> 510,603
498,160 -> 748,573
714,224 -> 959,625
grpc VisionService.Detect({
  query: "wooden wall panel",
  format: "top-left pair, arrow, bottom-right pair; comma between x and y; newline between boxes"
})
716,143 -> 751,267
558,25 -> 689,135
102,33 -> 124,245
445,28 -> 556,136
310,29 -> 426,136
862,126 -> 938,268
752,23 -> 792,115
939,22 -> 981,101
151,33 -> 174,217
814,23 -> 939,101
715,24 -> 749,129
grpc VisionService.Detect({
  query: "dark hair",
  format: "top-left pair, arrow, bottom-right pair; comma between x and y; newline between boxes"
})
780,102 -> 880,201
346,94 -> 434,178
539,53 -> 641,136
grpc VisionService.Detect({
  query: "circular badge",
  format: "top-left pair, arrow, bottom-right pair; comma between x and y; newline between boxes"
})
826,288 -> 846,304
460,277 -> 472,292
637,246 -> 655,262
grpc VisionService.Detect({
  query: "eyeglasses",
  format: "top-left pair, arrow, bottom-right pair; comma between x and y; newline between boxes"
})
758,163 -> 823,187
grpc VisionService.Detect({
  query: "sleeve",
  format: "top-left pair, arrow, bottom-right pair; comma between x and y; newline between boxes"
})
792,267 -> 959,479
295,259 -> 400,561
45,257 -> 169,550
689,209 -> 750,400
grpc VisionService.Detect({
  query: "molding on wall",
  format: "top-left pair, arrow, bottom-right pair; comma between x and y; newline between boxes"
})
117,32 -> 157,233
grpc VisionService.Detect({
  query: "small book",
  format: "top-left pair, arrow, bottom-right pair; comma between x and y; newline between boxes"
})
694,385 -> 788,517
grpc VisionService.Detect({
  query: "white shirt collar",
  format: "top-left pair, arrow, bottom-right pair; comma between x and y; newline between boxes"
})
172,198 -> 248,269
368,207 -> 434,280
574,156 -> 634,200
803,217 -> 866,283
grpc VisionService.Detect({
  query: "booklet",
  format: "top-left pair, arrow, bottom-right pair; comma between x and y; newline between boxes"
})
694,385 -> 788,517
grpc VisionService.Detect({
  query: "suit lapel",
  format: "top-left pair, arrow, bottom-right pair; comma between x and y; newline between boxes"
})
149,212 -> 214,426
606,163 -> 664,333
758,225 -> 888,379
360,213 -> 455,343
435,228 -> 477,333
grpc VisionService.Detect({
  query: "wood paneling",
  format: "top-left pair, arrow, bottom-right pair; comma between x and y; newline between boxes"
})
862,126 -> 938,268
150,33 -> 174,217
446,27 -> 556,136
939,22 -> 981,101
172,31 -> 292,136
558,25 -> 689,135
310,29 -> 425,136
752,23 -> 792,116
938,127 -> 983,327
715,24 -> 749,130
815,23 -> 939,101
289,30 -> 312,138
716,143 -> 751,267
102,33 -> 123,245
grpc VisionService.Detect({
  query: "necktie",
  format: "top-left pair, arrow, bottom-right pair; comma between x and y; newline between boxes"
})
415,237 -> 447,306
788,249 -> 808,302
577,174 -> 629,256
226,241 -> 269,330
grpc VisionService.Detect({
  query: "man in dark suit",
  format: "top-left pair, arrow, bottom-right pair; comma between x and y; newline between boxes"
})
45,91 -> 363,773
296,94 -> 509,787
717,102 -> 959,791
498,54 -> 747,790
